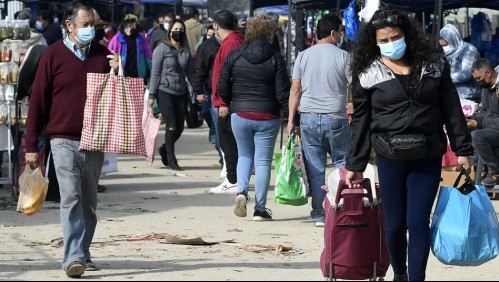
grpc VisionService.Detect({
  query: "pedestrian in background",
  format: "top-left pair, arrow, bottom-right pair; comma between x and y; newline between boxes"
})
149,19 -> 194,171
210,10 -> 244,193
440,24 -> 482,103
218,15 -> 290,221
287,14 -> 352,227
108,14 -> 152,81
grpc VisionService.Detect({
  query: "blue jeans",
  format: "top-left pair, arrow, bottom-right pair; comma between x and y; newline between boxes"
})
377,157 -> 442,281
50,139 -> 104,271
201,89 -> 215,137
231,114 -> 280,212
471,128 -> 499,175
299,114 -> 351,222
210,96 -> 223,165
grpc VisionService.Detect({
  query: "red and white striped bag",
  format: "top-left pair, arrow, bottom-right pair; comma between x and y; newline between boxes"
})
80,63 -> 146,156
142,111 -> 161,166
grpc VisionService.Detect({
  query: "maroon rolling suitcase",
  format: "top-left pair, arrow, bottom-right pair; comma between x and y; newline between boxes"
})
320,176 -> 390,281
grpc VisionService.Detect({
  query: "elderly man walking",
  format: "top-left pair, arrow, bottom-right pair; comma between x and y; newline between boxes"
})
25,1 -> 118,278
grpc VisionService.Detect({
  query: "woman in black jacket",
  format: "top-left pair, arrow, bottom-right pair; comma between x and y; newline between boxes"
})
217,15 -> 290,221
345,7 -> 473,281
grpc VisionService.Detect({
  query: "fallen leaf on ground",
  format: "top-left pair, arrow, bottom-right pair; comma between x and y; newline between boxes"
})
275,245 -> 293,252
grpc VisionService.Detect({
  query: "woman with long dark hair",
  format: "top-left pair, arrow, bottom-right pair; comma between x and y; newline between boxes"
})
148,19 -> 194,171
345,7 -> 473,281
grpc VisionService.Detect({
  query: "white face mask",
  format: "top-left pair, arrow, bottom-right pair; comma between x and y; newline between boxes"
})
442,45 -> 454,55
163,23 -> 170,31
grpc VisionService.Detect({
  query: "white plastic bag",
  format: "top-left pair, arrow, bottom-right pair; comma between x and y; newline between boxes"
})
17,164 -> 49,215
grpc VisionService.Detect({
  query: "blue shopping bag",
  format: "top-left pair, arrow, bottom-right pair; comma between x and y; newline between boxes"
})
431,169 -> 499,266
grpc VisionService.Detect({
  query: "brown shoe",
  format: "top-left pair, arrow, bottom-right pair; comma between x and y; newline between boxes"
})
85,260 -> 97,271
65,261 -> 84,278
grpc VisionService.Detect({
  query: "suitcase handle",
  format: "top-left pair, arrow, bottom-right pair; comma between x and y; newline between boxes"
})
334,178 -> 374,206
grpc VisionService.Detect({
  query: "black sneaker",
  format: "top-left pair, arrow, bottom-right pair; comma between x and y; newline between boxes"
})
166,160 -> 182,171
393,271 -> 408,281
158,144 -> 168,167
234,192 -> 249,217
97,184 -> 107,193
253,209 -> 273,221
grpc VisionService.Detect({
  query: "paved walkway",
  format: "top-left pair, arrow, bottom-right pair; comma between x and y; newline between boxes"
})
0,124 -> 498,281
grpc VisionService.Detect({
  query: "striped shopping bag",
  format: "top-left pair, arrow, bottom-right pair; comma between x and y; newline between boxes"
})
80,66 -> 146,156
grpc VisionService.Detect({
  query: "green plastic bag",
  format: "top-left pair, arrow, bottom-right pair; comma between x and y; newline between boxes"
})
274,135 -> 309,206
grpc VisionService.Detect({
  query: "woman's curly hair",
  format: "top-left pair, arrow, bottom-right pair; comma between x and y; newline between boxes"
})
351,6 -> 440,87
244,15 -> 275,44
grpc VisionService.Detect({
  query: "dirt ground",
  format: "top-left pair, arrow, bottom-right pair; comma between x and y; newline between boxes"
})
0,125 -> 498,281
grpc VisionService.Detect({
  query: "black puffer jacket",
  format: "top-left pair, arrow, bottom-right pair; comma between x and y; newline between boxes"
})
346,56 -> 474,172
217,39 -> 290,117
191,36 -> 221,94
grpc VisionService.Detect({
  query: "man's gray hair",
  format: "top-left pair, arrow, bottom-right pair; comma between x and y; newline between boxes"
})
472,58 -> 494,72
63,0 -> 92,30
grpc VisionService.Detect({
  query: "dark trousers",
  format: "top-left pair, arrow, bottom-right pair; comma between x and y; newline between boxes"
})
377,157 -> 442,281
471,128 -> 499,175
157,92 -> 186,162
217,113 -> 238,184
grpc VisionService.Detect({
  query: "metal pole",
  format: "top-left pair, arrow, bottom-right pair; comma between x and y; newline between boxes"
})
111,0 -> 115,27
422,12 -> 426,32
466,7 -> 470,38
435,0 -> 443,47
337,0 -> 341,16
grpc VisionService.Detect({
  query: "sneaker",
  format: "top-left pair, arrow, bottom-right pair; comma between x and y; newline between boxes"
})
158,144 -> 168,167
209,133 -> 217,144
85,260 -> 97,271
482,174 -> 499,187
209,179 -> 238,194
393,271 -> 408,281
253,209 -> 273,221
166,160 -> 182,171
314,221 -> 325,228
97,184 -> 107,193
234,192 -> 249,217
65,261 -> 84,278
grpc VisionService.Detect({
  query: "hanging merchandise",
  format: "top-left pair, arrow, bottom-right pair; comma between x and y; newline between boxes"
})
470,12 -> 493,54
344,1 -> 360,42
358,0 -> 380,22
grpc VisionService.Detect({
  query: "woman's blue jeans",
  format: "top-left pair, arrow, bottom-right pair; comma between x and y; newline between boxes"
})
231,114 -> 280,212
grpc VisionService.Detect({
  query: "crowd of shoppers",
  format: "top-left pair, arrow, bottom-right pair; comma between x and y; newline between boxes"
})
2,1 -> 496,280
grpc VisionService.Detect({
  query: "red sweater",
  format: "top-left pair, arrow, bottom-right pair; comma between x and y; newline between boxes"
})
211,31 -> 244,108
26,41 -> 111,153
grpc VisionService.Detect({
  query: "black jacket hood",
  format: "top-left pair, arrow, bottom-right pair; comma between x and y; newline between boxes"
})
241,39 -> 274,64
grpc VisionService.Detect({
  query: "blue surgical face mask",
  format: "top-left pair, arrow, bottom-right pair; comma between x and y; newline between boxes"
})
378,37 -> 407,60
74,26 -> 95,45
163,23 -> 170,31
35,21 -> 43,31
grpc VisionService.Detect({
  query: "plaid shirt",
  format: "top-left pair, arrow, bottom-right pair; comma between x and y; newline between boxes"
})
63,35 -> 91,61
